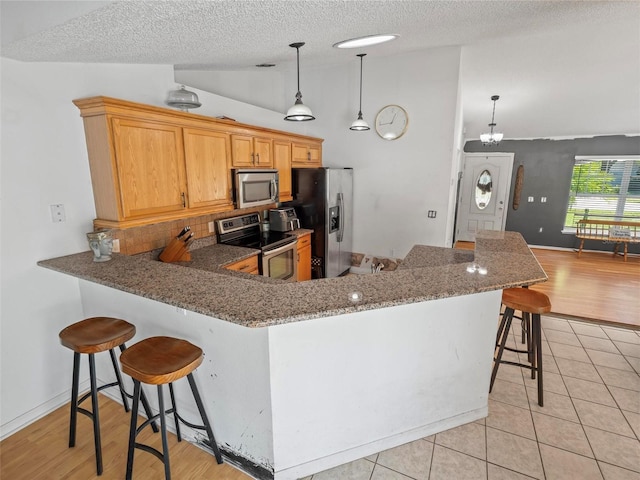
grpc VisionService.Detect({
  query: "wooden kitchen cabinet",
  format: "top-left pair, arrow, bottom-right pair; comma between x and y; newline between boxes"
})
183,128 -> 233,210
231,134 -> 273,168
297,233 -> 312,281
111,117 -> 187,219
225,255 -> 259,275
73,96 -> 322,230
292,141 -> 322,167
273,139 -> 292,202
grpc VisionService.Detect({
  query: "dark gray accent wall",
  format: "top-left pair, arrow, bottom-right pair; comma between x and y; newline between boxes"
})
464,136 -> 640,253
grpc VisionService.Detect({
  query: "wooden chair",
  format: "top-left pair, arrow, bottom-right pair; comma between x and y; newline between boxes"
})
490,288 -> 551,406
120,336 -> 223,480
59,317 -> 157,475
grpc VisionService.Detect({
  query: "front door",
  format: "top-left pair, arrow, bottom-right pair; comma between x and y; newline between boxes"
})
456,153 -> 514,242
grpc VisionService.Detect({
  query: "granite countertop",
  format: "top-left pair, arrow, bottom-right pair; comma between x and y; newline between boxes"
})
38,230 -> 546,328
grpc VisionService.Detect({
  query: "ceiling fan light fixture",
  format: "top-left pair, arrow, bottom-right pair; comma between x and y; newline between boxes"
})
333,34 -> 399,49
481,95 -> 503,146
350,53 -> 370,131
285,42 -> 315,122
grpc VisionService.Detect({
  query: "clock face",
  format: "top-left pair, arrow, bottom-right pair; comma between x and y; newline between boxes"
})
375,105 -> 408,140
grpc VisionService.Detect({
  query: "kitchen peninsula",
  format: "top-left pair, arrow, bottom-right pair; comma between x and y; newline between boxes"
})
39,231 -> 546,480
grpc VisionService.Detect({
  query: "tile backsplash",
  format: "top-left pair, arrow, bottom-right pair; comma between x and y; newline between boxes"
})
100,206 -> 270,255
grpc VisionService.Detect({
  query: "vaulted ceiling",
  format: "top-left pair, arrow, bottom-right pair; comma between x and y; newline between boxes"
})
2,1 -> 639,139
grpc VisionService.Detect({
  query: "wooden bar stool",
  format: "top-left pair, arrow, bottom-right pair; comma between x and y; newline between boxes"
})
59,317 -> 157,475
490,288 -> 551,406
120,336 -> 223,480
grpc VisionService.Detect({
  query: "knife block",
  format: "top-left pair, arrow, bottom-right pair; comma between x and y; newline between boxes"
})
159,238 -> 191,263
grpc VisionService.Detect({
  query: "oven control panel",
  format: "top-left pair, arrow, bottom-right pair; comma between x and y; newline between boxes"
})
217,213 -> 260,234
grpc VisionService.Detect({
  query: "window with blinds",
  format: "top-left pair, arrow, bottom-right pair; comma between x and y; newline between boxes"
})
564,156 -> 640,229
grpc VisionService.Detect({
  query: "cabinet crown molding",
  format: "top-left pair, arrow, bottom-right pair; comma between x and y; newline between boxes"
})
73,96 -> 324,143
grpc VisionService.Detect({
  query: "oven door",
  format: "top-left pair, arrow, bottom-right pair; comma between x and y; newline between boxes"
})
262,240 -> 298,282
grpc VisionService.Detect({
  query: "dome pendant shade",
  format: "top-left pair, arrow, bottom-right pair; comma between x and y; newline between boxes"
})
350,53 -> 370,131
285,92 -> 315,121
285,42 -> 315,121
350,112 -> 369,131
165,85 -> 201,111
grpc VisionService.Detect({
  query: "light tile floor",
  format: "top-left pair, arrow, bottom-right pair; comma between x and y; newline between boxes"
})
302,316 -> 640,480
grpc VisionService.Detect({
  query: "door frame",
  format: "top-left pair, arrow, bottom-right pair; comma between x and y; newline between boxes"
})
454,152 -> 515,243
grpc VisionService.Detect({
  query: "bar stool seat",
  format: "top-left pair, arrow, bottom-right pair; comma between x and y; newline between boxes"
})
490,288 -> 551,406
59,317 -> 157,476
120,336 -> 223,480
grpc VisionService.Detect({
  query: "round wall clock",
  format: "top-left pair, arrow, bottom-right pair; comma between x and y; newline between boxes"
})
375,105 -> 408,140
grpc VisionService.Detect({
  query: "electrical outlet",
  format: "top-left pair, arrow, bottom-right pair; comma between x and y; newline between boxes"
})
112,239 -> 120,253
541,197 -> 547,203
528,196 -> 534,203
50,204 -> 66,222
208,221 -> 215,233
427,210 -> 437,218
539,227 -> 543,233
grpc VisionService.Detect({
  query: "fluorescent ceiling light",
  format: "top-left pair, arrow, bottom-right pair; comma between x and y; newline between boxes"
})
333,34 -> 399,49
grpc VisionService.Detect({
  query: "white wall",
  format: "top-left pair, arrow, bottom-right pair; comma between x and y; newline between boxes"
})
301,47 -> 462,257
0,57 -> 309,438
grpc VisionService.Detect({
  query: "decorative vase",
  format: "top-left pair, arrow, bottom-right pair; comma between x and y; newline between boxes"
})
87,230 -> 113,262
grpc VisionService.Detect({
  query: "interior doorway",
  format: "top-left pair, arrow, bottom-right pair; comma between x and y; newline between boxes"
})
455,153 -> 514,242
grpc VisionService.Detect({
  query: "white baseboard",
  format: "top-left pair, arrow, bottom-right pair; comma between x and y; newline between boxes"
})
273,406 -> 487,480
0,379 -> 90,441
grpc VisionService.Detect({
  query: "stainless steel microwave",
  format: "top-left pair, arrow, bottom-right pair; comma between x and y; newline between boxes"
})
233,169 -> 279,209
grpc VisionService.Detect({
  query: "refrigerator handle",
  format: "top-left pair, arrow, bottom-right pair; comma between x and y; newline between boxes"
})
337,192 -> 344,243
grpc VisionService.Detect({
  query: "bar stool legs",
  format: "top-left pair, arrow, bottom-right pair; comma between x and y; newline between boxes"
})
67,346 -> 159,475
125,373 -> 223,480
121,336 -> 223,480
60,317 -> 165,476
490,307 -> 544,406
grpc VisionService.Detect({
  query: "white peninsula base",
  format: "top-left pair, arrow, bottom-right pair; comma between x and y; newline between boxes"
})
79,280 -> 502,479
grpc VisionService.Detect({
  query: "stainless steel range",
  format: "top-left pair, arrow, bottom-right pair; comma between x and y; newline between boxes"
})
216,213 -> 298,281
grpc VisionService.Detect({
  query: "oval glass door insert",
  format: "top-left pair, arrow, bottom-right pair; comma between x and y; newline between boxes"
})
475,169 -> 493,209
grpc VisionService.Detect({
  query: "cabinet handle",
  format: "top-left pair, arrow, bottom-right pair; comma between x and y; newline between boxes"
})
297,252 -> 300,261
307,151 -> 311,161
181,192 -> 186,208
256,153 -> 260,164
251,153 -> 255,165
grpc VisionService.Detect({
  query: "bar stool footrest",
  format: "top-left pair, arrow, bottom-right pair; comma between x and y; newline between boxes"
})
134,442 -> 166,462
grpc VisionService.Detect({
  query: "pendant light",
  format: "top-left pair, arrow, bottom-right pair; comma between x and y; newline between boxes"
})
480,95 -> 503,145
285,42 -> 315,121
350,53 -> 370,131
165,85 -> 201,111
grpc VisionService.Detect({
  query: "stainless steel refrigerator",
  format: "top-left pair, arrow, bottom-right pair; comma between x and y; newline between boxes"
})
283,167 -> 353,278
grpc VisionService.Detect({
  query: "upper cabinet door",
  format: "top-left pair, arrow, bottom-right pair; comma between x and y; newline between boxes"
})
111,118 -> 187,218
183,128 -> 233,210
292,142 -> 322,167
230,134 -> 254,167
273,140 -> 292,202
253,137 -> 273,167
231,134 -> 273,168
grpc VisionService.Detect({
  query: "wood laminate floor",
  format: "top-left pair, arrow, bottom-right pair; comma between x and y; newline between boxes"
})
0,394 -> 250,480
456,241 -> 639,329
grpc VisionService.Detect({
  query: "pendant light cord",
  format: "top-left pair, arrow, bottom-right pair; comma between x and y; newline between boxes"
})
296,45 -> 301,95
489,95 -> 499,135
358,54 -> 364,114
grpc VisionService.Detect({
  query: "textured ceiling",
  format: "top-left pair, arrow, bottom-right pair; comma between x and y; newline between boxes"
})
2,1 -> 639,138
2,0 -> 637,71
